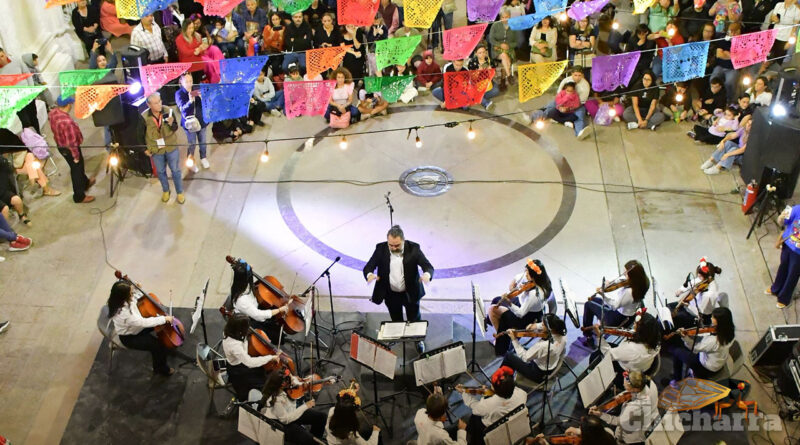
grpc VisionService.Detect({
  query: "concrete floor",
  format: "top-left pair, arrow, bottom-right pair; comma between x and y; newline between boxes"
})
2,70 -> 800,444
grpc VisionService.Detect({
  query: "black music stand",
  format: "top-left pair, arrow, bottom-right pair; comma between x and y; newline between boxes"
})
468,282 -> 490,382
350,331 -> 399,436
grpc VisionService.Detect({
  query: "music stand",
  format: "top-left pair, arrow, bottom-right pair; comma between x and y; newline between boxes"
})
238,403 -> 285,444
350,331 -> 399,435
412,342 -> 467,386
190,278 -> 210,344
484,404 -> 531,445
558,278 -> 580,329
468,282 -> 490,382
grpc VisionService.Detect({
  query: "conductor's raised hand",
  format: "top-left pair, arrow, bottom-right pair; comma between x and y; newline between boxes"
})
420,273 -> 431,284
366,273 -> 379,284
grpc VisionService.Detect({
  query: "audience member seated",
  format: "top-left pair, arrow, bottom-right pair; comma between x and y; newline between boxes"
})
467,45 -> 499,110
527,66 -> 592,140
701,118 -> 751,174
342,24 -> 368,89
0,157 -> 31,227
711,22 -> 742,103
732,93 -> 755,126
624,71 -> 667,131
552,82 -> 582,127
13,128 -> 60,197
212,117 -> 253,143
746,75 -> 773,107
324,68 -> 361,124
489,8 -> 521,88
651,20 -> 683,79
568,17 -> 595,64
99,0 -> 134,37
659,81 -> 690,122
175,19 -> 223,84
433,59 -> 466,108
626,24 -> 656,84
131,14 -> 169,63
283,12 -> 313,73
72,0 -> 102,53
88,40 -> 118,69
190,14 -> 225,61
529,16 -> 557,63
262,12 -> 286,74
212,14 -> 245,58
250,67 -> 284,125
305,0 -> 330,28
0,213 -> 32,253
415,50 -> 442,92
679,0 -> 712,41
708,0 -> 742,33
383,62 -> 418,103
647,0 -> 679,35
241,0 -> 268,51
688,105 -> 740,144
358,91 -> 390,118
313,13 -> 342,49
379,0 -> 401,35
366,15 -> 389,76
692,77 -> 727,123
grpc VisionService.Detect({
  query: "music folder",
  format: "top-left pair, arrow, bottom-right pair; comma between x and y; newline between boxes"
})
412,342 -> 467,385
484,404 -> 530,445
578,353 -> 616,408
350,332 -> 397,379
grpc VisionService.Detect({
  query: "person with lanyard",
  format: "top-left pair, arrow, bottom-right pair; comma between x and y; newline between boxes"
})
767,204 -> 800,308
229,259 -> 290,343
222,314 -> 279,401
588,370 -> 659,445
142,92 -> 184,204
414,386 -> 467,445
592,310 -> 661,388
107,281 -> 176,376
259,368 -> 330,444
324,384 -> 381,445
667,306 -> 735,385
48,96 -> 96,204
500,314 -> 568,383
455,366 -> 526,445
668,257 -> 722,328
580,260 -> 649,348
488,259 -> 552,356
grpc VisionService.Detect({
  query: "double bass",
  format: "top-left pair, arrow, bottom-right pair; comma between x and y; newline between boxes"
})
226,256 -> 307,334
114,270 -> 186,348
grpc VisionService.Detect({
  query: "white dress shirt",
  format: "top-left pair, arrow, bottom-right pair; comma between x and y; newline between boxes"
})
111,295 -> 166,336
389,249 -> 406,292
461,387 -> 527,426
511,330 -> 566,372
682,334 -> 731,372
599,337 -> 660,372
599,382 -> 659,444
325,407 -> 380,445
131,22 -> 168,61
233,288 -> 275,322
261,380 -> 307,424
222,336 -> 276,368
604,287 -> 639,317
507,273 -> 546,317
675,278 -> 719,318
414,408 -> 466,445
772,2 -> 800,41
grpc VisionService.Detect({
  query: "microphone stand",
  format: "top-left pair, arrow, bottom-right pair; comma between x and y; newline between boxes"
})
385,192 -> 394,227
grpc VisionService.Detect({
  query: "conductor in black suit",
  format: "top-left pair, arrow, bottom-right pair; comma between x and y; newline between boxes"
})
363,225 -> 434,353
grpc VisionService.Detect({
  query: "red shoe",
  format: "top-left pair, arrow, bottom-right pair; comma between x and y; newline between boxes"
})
16,235 -> 31,246
9,236 -> 31,251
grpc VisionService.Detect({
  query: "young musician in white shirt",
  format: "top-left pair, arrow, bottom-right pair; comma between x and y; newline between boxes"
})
259,369 -> 329,444
669,306 -> 735,385
588,371 -> 659,445
529,414 -> 616,445
500,314 -> 567,383
669,258 -> 722,329
594,311 -> 661,388
325,385 -> 381,445
581,260 -> 649,348
414,387 -> 467,445
456,366 -> 527,444
230,260 -> 289,342
107,281 -> 175,376
489,259 -> 553,355
222,314 -> 279,401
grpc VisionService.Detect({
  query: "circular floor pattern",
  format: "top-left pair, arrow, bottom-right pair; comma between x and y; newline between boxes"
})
276,105 -> 577,278
399,166 -> 454,197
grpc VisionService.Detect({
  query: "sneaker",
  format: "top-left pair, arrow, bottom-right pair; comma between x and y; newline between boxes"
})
521,113 -> 532,125
765,287 -> 775,295
564,121 -> 574,128
190,164 -> 199,173
704,165 -> 721,175
0,256 -> 5,262
176,193 -> 185,205
9,237 -> 31,252
627,122 -> 638,130
254,120 -> 265,127
418,86 -> 428,91
161,191 -> 170,203
270,109 -> 282,117
0,321 -> 8,334
484,101 -> 494,111
549,118 -> 559,124
577,127 -> 592,140
201,158 -> 210,169
700,160 -> 714,170
15,236 -> 31,247
650,125 -> 657,131
777,302 -> 787,309
687,131 -> 696,139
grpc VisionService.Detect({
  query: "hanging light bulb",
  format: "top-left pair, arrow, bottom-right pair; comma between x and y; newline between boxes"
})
675,92 -> 684,103
742,75 -> 752,86
558,12 -> 568,22
31,159 -> 42,170
186,156 -> 194,168
339,136 -> 348,150
608,107 -> 617,117
467,123 -> 476,140
260,149 -> 270,163
667,27 -> 675,37
789,34 -> 797,45
535,119 -> 545,130
109,153 -> 119,168
415,129 -> 423,148
612,21 -> 620,30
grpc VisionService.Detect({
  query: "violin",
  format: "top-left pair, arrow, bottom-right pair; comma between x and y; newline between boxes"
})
493,328 -> 548,339
497,280 -> 537,305
663,325 -> 716,341
598,277 -> 629,294
672,278 -> 712,317
546,435 -> 581,445
114,270 -> 185,348
286,374 -> 341,400
226,256 -> 307,334
580,325 -> 635,339
596,390 -> 633,412
459,385 -> 495,397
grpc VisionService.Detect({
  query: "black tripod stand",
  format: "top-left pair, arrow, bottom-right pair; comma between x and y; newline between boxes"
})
747,184 -> 783,239
385,191 -> 394,226
108,143 -> 127,198
467,282 -> 490,382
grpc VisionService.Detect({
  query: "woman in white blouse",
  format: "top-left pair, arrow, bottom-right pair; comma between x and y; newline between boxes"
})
530,16 -> 558,63
669,307 -> 735,384
230,260 -> 289,343
260,369 -> 329,444
456,366 -> 527,444
325,386 -> 380,445
501,314 -> 568,383
489,259 -> 552,355
107,281 -> 175,376
746,75 -> 773,107
581,260 -> 649,348
222,314 -> 279,401
669,258 -> 722,329
588,371 -> 659,444
324,67 -> 361,124
596,311 -> 661,387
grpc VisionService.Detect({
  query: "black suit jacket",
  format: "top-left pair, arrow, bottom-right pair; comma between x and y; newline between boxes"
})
363,240 -> 434,304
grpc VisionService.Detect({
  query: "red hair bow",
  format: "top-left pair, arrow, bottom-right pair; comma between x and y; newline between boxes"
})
699,257 -> 709,274
491,366 -> 514,387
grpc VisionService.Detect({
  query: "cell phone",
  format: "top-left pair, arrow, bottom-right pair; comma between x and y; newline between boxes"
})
202,37 -> 208,45
273,25 -> 283,31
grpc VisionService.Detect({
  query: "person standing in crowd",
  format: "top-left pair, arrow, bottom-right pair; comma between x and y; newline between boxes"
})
131,14 -> 169,63
0,212 -> 32,255
364,225 -> 434,353
99,0 -> 134,37
142,93 -> 184,204
379,0 -> 400,35
283,12 -> 313,73
759,0 -> 800,74
20,54 -> 54,108
366,14 -> 388,76
72,0 -> 102,53
768,204 -> 800,308
48,96 -> 95,204
679,0 -> 712,41
175,73 -> 210,173
708,0 -> 742,33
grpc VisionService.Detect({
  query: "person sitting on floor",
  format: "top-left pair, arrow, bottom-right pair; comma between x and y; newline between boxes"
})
691,77 -> 726,123
357,91 -> 389,119
249,66 -> 285,126
0,157 -> 31,227
432,59 -> 467,108
526,66 -> 592,140
415,50 -> 442,92
414,386 -> 467,445
501,314 -> 568,384
688,105 -> 739,144
455,366 -> 527,445
700,117 -> 751,174
553,82 -> 581,127
659,81 -> 690,122
623,70 -> 666,130
324,67 -> 360,124
0,212 -> 31,253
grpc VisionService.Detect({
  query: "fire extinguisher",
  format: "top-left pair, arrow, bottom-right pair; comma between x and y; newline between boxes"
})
742,180 -> 759,214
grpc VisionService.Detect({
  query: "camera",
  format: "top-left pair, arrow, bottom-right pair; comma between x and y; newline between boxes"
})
96,37 -> 108,45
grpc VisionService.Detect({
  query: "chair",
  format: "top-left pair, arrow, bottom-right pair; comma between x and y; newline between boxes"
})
515,349 -> 566,396
96,305 -> 126,374
715,292 -> 729,309
707,340 -> 744,383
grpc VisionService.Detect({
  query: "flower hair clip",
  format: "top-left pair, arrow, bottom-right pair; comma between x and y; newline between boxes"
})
526,258 -> 541,275
699,257 -> 709,274
337,388 -> 361,406
491,365 -> 514,387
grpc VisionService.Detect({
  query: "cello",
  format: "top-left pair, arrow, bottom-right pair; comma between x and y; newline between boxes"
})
220,306 -> 297,374
114,270 -> 185,348
226,256 -> 306,334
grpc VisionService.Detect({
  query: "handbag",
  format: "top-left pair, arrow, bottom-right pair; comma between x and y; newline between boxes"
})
329,110 -> 351,129
184,115 -> 202,132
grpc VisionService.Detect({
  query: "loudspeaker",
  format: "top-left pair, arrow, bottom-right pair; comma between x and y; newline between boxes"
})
750,325 -> 800,367
120,45 -> 150,85
774,69 -> 800,118
757,166 -> 791,200
777,357 -> 800,400
741,108 -> 800,199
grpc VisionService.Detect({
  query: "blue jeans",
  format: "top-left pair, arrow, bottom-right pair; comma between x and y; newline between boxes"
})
581,296 -> 631,338
712,140 -> 741,170
217,38 -> 246,57
264,90 -> 285,111
0,213 -> 17,242
711,65 -> 739,103
152,149 -> 183,194
282,53 -> 307,73
431,11 -> 454,49
532,100 -> 586,136
480,83 -> 500,107
432,86 -> 444,102
185,126 -> 208,159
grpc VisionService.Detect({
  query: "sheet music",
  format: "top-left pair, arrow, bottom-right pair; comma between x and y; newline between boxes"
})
442,346 -> 467,376
372,346 -> 397,379
405,322 -> 427,337
578,354 -> 615,408
413,345 -> 466,385
304,291 -> 314,336
380,322 -> 406,339
358,337 -> 377,368
472,282 -> 486,337
484,405 -> 529,445
238,407 -> 259,442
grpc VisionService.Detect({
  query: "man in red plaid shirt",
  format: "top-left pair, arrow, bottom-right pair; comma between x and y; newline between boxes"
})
48,96 -> 95,203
